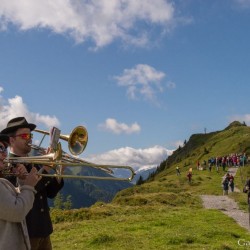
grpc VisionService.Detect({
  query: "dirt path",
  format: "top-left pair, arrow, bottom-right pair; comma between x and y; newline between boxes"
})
200,168 -> 249,231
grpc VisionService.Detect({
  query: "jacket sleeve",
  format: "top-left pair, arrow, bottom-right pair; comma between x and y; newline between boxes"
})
243,179 -> 250,193
35,174 -> 64,199
0,180 -> 36,222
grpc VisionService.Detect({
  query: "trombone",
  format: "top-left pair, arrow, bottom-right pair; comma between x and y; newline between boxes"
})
4,126 -> 136,182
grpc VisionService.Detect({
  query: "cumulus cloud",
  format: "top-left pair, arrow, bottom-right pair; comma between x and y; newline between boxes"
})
0,87 -> 60,131
99,118 -> 140,134
85,145 -> 173,173
172,140 -> 184,148
228,114 -> 250,125
0,0 -> 175,49
114,64 -> 166,102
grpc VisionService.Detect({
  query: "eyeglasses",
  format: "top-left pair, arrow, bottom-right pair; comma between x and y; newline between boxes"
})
0,145 -> 7,153
13,133 -> 33,140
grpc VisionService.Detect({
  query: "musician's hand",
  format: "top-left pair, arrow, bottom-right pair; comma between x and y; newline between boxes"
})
24,167 -> 41,187
16,164 -> 28,180
42,165 -> 54,173
46,147 -> 53,154
55,165 -> 65,183
57,165 -> 66,175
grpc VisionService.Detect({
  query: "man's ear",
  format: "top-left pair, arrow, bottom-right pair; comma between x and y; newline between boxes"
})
9,136 -> 15,144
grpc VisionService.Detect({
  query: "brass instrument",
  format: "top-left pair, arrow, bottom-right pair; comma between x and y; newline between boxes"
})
4,126 -> 136,182
35,126 -> 88,155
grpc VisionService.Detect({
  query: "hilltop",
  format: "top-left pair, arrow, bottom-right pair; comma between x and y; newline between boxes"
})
148,120 -> 249,182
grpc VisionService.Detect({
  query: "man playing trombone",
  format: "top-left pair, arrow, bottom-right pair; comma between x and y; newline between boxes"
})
1,117 -> 64,250
0,133 -> 39,250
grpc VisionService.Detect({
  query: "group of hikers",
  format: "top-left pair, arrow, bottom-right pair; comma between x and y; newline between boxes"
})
191,153 -> 248,173
205,153 -> 248,171
175,152 -> 248,186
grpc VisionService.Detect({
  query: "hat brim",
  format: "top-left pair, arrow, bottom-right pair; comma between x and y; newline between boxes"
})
0,134 -> 9,145
1,123 -> 36,134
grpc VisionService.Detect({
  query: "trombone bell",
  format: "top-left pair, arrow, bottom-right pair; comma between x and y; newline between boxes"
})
67,126 -> 88,156
35,126 -> 88,156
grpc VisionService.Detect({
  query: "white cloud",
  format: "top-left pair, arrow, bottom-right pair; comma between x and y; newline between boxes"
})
0,88 -> 60,131
114,64 -> 166,102
228,114 -> 250,125
172,140 -> 184,148
99,118 -> 140,134
85,145 -> 173,172
0,0 -> 175,49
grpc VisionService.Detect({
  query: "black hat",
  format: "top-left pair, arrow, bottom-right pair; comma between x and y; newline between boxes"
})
1,117 -> 36,134
0,134 -> 9,146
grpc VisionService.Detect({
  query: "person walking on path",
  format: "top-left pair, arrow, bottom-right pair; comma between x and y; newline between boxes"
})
221,168 -> 240,193
229,174 -> 235,192
222,173 -> 230,195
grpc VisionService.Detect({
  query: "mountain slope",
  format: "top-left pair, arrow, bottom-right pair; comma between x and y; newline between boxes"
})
155,121 -> 250,177
113,121 -> 250,204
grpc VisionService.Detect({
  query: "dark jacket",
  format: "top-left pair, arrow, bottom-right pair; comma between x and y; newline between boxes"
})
222,178 -> 229,191
8,153 -> 64,238
243,179 -> 250,193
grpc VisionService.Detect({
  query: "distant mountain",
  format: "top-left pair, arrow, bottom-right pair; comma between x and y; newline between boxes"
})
50,166 -> 133,208
30,148 -> 134,208
132,167 -> 157,184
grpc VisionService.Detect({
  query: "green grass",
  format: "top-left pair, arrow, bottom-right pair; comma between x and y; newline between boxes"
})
51,205 -> 249,250
50,165 -> 250,250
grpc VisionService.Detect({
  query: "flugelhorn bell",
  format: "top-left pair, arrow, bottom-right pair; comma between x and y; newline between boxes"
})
67,126 -> 88,155
35,126 -> 88,156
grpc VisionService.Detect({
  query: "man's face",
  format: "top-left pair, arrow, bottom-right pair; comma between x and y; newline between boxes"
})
10,128 -> 33,156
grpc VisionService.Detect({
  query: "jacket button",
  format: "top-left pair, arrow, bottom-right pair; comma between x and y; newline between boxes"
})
41,208 -> 44,212
40,196 -> 43,199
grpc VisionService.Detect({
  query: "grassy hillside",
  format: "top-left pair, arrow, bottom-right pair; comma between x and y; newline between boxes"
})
50,121 -> 250,249
152,121 -> 250,179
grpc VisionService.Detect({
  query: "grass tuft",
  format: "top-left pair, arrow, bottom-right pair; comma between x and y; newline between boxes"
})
90,234 -> 115,245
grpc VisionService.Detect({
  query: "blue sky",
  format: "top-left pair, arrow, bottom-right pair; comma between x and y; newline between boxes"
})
0,0 -> 250,173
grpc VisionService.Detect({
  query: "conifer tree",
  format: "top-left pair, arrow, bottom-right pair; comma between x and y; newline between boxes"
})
64,195 -> 73,210
54,192 -> 64,209
136,176 -> 144,185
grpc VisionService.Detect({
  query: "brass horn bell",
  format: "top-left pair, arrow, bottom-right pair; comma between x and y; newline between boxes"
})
35,126 -> 88,156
